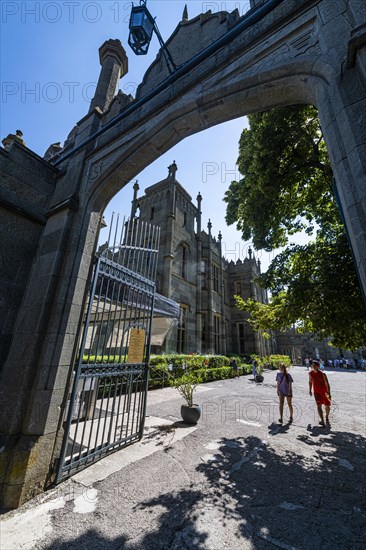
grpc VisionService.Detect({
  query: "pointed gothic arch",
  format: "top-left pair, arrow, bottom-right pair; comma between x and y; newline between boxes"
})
1,0 -> 365,509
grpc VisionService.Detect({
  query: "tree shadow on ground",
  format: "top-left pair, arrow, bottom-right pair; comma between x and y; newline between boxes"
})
45,429 -> 366,550
45,530 -> 128,549
192,430 -> 366,549
45,486 -> 206,550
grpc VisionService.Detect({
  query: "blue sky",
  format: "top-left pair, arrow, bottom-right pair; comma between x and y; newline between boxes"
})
1,0 -> 280,269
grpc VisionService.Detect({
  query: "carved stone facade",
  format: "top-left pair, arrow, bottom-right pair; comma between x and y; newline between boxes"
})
131,167 -> 364,364
132,166 -> 271,357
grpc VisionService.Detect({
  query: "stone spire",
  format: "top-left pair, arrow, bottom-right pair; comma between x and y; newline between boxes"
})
89,39 -> 128,114
218,230 -> 223,257
182,5 -> 188,20
196,192 -> 202,234
168,160 -> 178,180
130,180 -> 139,219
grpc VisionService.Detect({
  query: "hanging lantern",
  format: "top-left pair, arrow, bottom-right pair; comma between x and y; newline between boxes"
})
128,1 -> 155,55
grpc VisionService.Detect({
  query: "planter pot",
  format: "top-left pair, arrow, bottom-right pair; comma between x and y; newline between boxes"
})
181,404 -> 201,425
255,374 -> 264,383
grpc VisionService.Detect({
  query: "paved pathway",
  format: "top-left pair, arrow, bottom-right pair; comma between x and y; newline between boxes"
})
1,367 -> 365,549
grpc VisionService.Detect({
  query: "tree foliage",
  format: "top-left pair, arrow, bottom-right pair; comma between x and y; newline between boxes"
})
224,105 -> 366,350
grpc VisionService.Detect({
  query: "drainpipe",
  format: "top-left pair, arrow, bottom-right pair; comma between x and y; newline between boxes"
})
162,184 -> 176,298
218,231 -> 226,356
196,192 -> 203,354
207,220 -> 214,353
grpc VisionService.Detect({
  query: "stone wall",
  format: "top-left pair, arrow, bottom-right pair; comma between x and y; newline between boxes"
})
0,143 -> 57,372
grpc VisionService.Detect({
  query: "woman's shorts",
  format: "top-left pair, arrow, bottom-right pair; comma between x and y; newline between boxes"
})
314,392 -> 331,406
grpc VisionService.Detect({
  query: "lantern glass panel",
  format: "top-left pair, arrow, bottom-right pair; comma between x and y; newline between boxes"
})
130,8 -> 154,40
131,11 -> 144,26
128,6 -> 154,54
142,13 -> 154,37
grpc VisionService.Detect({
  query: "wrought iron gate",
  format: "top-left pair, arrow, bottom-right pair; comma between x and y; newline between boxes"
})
57,216 -> 160,481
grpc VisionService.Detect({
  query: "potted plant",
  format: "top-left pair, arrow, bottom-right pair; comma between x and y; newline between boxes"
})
171,371 -> 202,424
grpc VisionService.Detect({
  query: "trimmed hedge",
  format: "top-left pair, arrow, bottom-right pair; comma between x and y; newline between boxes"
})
81,353 -> 291,370
267,355 -> 292,370
148,354 -> 252,389
250,354 -> 292,370
82,352 -> 291,393
149,354 -> 230,369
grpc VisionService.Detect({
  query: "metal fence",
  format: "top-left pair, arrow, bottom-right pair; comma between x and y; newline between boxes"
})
56,216 -> 160,481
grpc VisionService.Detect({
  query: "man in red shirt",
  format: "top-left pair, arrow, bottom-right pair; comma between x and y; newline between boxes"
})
309,360 -> 332,426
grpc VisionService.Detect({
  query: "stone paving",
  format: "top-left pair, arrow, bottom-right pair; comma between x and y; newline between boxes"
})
1,367 -> 365,549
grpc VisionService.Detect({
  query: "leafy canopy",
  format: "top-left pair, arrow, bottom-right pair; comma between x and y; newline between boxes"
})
224,105 -> 366,350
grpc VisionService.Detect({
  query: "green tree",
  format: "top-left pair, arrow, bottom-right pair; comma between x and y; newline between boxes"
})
224,105 -> 366,350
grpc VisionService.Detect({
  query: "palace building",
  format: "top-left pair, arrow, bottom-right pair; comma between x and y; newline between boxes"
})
129,161 -> 271,357
125,162 -> 365,364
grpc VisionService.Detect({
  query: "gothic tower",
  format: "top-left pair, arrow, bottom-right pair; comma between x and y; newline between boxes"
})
133,163 -> 270,356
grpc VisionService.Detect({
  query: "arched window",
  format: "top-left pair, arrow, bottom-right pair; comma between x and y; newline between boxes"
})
201,260 -> 206,289
235,281 -> 242,296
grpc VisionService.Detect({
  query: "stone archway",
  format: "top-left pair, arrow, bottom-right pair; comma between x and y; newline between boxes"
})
1,0 -> 365,508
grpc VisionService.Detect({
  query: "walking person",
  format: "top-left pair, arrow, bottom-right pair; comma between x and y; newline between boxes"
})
276,363 -> 294,424
230,358 -> 240,378
309,359 -> 331,426
252,359 -> 258,381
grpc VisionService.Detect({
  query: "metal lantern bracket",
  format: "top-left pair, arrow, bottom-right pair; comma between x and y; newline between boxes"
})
128,0 -> 177,74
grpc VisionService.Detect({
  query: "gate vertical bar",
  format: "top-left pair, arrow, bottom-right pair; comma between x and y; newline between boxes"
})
56,256 -> 101,481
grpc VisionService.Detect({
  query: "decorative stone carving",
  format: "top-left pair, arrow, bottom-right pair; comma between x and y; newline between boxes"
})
88,156 -> 116,185
288,28 -> 321,56
2,130 -> 26,149
44,142 -> 63,162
